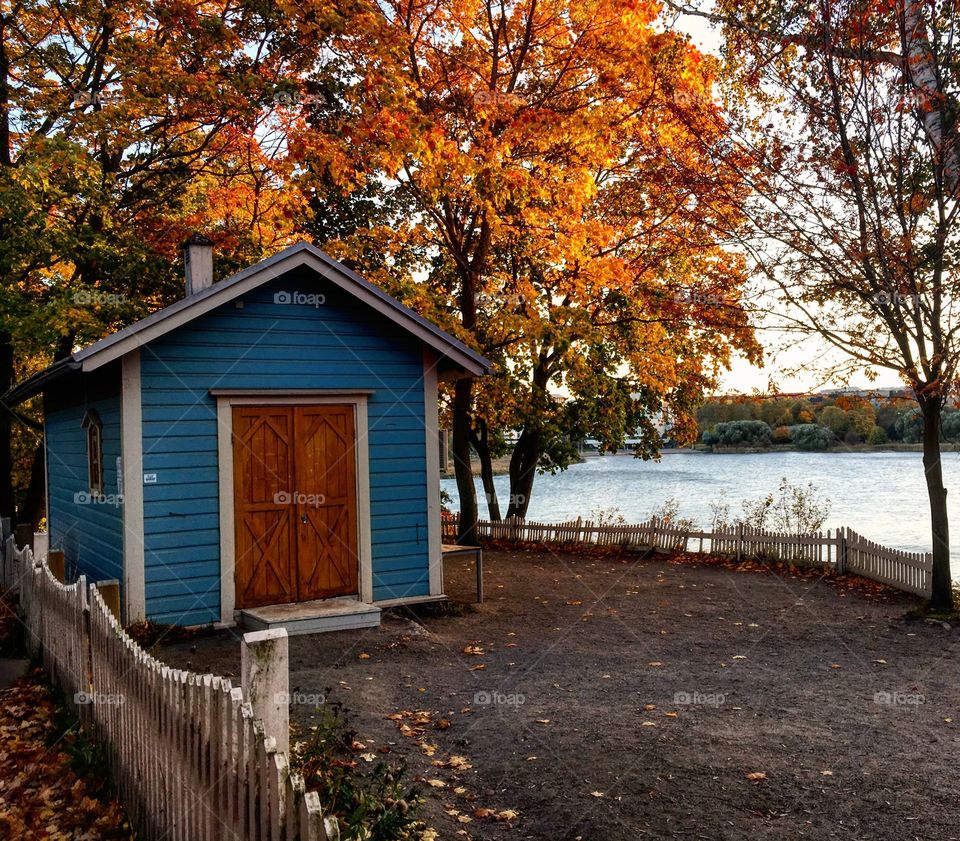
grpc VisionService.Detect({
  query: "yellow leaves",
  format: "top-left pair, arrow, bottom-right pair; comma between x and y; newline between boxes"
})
433,754 -> 472,770
746,772 -> 767,781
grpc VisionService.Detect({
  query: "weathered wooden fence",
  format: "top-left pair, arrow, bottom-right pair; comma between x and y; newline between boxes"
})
443,514 -> 933,598
842,527 -> 933,597
3,523 -> 339,841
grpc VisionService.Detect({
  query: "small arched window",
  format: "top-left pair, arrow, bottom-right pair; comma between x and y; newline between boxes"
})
82,410 -> 104,496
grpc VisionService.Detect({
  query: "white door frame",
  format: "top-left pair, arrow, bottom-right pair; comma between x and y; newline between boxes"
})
213,390 -> 373,626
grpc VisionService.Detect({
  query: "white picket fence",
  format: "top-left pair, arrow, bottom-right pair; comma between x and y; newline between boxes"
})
842,527 -> 933,597
444,514 -> 933,598
4,527 -> 339,841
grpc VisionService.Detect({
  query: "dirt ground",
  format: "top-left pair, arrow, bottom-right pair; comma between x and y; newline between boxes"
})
161,549 -> 960,841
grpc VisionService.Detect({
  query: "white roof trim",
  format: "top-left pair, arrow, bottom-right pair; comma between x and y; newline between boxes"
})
74,242 -> 489,376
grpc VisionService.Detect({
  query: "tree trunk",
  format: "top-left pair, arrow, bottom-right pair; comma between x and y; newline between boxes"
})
506,427 -> 540,520
902,0 -> 960,192
470,420 -> 501,521
920,397 -> 954,611
21,442 -> 46,529
452,377 -> 479,544
0,332 -> 14,523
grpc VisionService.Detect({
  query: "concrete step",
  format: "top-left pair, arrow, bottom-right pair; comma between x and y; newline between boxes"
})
240,596 -> 381,636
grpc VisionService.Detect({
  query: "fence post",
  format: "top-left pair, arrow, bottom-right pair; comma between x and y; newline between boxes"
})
837,528 -> 847,574
736,523 -> 743,562
241,628 -> 290,757
47,550 -> 65,584
96,580 -> 122,621
33,532 -> 49,562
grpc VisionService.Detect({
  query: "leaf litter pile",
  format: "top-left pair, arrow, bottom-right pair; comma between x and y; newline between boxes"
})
0,670 -> 133,840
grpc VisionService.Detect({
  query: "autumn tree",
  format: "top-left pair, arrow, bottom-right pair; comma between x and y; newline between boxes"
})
0,0 -> 325,523
293,0 -> 760,538
669,0 -> 960,608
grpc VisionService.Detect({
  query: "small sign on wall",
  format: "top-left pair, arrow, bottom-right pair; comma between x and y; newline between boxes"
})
143,473 -> 157,484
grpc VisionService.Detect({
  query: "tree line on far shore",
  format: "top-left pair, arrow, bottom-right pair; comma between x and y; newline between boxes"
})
697,395 -> 960,451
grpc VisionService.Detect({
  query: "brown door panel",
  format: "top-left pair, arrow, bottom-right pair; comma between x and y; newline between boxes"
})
294,405 -> 359,600
233,403 -> 360,609
232,407 -> 296,608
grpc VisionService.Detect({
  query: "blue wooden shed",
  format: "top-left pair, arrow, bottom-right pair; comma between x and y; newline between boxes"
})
6,239 -> 489,632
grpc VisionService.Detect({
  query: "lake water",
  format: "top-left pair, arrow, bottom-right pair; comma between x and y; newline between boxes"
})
440,450 -> 960,561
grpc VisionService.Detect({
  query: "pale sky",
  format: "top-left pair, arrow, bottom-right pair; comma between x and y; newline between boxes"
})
667,6 -> 892,396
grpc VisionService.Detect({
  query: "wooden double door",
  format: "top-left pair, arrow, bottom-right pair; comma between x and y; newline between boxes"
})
233,404 -> 359,609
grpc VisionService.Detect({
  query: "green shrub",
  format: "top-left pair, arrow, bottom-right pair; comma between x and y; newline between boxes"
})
292,700 -> 426,841
895,408 -> 923,443
740,477 -> 832,534
791,423 -> 833,451
941,409 -> 960,442
708,419 -> 772,448
868,426 -> 888,445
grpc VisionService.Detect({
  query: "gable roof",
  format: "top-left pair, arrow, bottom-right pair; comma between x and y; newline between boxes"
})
4,241 -> 490,405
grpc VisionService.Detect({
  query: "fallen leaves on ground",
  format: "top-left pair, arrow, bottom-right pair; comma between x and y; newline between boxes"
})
0,672 -> 133,840
746,771 -> 768,781
433,754 -> 472,770
387,709 -> 436,739
667,551 -> 913,603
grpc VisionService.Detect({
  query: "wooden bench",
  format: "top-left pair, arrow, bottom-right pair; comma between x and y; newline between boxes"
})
441,544 -> 483,603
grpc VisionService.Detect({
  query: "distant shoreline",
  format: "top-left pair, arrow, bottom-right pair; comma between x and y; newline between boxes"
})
690,443 -> 929,454
441,443 -> 938,480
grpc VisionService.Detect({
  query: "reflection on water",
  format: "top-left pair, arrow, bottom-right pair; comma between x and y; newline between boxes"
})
441,450 -> 960,559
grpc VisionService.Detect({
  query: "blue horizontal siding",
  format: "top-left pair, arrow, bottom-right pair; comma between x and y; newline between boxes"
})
373,568 -> 430,600
144,502 -> 219,520
139,270 -> 431,619
147,528 -> 220,551
45,365 -> 125,590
